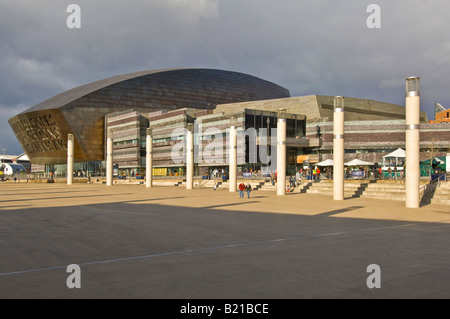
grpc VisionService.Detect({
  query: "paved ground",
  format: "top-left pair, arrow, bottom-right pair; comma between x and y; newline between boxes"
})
0,182 -> 449,299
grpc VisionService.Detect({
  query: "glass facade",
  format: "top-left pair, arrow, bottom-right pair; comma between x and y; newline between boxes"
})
242,109 -> 307,176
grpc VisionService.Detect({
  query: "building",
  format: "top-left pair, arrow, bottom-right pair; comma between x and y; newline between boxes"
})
106,110 -> 149,177
101,95 -> 442,178
8,68 -> 290,166
306,120 -> 450,167
1,163 -> 26,176
432,102 -> 450,124
8,68 -> 449,178
0,153 -> 31,172
148,107 -> 308,177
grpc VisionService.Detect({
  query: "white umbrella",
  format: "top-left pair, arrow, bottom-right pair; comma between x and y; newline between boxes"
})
316,159 -> 334,166
345,159 -> 374,166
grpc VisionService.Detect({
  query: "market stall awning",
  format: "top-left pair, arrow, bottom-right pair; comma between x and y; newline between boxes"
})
420,157 -> 445,165
316,159 -> 334,166
383,148 -> 406,158
345,159 -> 374,166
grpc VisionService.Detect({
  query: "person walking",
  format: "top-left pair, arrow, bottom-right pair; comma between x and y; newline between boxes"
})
246,183 -> 252,198
238,181 -> 245,199
295,170 -> 302,186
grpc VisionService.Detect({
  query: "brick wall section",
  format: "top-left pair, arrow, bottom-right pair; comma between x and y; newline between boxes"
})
307,120 -> 450,163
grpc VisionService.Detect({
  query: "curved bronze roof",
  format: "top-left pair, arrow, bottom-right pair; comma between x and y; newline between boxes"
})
22,68 -> 290,113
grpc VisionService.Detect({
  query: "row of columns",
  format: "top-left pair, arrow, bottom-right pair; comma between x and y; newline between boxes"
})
66,77 -> 421,208
332,77 -> 421,208
66,121 -> 288,194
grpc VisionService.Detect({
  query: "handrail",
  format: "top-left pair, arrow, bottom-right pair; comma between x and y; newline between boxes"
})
420,173 -> 446,192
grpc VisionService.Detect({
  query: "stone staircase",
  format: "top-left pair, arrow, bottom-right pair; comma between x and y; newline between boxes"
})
152,180 -> 183,187
246,181 -> 267,191
258,181 -> 277,191
149,178 -> 449,205
181,179 -> 268,190
431,181 -> 450,205
258,180 -> 304,192
303,180 -> 436,202
361,181 -> 407,201
305,180 -> 366,198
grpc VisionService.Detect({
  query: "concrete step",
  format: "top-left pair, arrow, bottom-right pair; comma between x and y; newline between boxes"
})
431,198 -> 450,205
361,193 -> 406,201
304,180 -> 364,197
363,188 -> 406,194
153,181 -> 183,187
259,185 -> 277,191
364,185 -> 406,190
434,186 -> 450,193
307,185 -> 361,190
306,189 -> 357,196
318,181 -> 364,187
249,182 -> 266,190
434,191 -> 450,198
437,182 -> 450,189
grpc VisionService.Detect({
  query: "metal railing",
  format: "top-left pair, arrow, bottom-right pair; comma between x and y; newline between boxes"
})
419,173 -> 447,201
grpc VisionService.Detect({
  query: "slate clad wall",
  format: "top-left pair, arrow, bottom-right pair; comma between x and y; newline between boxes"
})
307,120 -> 450,163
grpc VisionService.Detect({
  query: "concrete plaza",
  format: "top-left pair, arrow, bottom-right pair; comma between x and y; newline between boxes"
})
0,182 -> 449,298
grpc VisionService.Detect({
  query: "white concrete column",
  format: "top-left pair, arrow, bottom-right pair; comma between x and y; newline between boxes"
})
277,118 -> 286,196
146,128 -> 153,188
333,96 -> 345,201
106,137 -> 113,186
67,134 -> 74,185
405,77 -> 421,208
229,125 -> 237,193
186,126 -> 194,190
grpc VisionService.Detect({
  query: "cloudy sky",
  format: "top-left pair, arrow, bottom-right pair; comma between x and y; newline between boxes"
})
1,0 -> 449,155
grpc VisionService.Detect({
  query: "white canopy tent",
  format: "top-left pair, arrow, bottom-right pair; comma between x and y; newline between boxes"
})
383,148 -> 406,158
382,148 -> 406,167
316,159 -> 334,166
344,159 -> 374,166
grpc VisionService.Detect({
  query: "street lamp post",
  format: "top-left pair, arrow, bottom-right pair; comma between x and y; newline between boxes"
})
229,116 -> 237,193
67,134 -> 74,185
277,109 -> 287,196
186,123 -> 194,190
146,128 -> 153,188
333,96 -> 345,201
106,137 -> 113,186
405,77 -> 420,208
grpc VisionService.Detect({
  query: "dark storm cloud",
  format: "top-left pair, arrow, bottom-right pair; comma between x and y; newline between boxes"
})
1,0 -> 450,154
